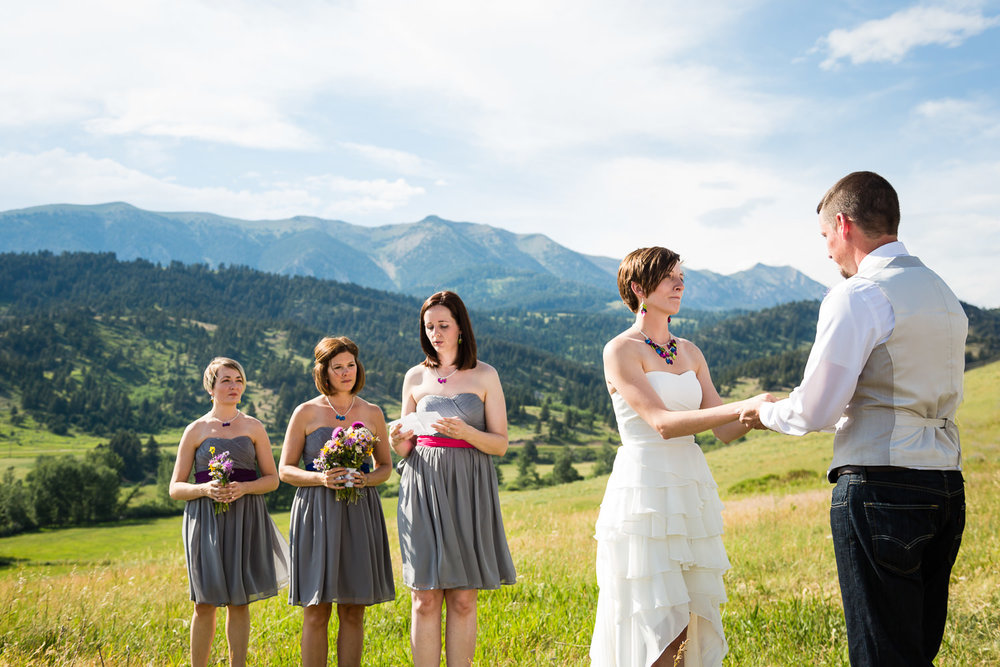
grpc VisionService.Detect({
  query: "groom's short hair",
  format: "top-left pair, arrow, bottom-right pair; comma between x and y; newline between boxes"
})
817,171 -> 900,238
617,246 -> 682,313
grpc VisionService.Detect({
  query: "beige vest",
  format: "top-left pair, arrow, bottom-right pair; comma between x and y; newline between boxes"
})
831,255 -> 967,472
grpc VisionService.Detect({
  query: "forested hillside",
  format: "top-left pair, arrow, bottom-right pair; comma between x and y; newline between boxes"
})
2,251 -> 997,440
0,251 -> 610,437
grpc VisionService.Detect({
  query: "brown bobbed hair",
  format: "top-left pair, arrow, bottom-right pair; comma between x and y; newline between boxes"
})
203,357 -> 247,394
817,171 -> 900,238
419,291 -> 478,370
313,336 -> 366,396
617,247 -> 682,313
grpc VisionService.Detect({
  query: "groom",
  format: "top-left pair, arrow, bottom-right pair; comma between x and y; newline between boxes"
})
739,171 -> 967,666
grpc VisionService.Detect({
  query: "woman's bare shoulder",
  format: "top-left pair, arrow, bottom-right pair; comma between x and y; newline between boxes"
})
354,396 -> 385,418
181,417 -> 211,444
404,363 -> 427,379
604,329 -> 639,358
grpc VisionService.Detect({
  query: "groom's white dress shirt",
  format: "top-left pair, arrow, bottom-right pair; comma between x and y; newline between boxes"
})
757,242 -> 904,435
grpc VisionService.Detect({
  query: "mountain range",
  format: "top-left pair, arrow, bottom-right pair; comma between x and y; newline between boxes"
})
0,202 -> 828,311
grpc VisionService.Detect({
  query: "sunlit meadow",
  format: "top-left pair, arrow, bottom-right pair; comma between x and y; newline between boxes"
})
1,361 -> 997,665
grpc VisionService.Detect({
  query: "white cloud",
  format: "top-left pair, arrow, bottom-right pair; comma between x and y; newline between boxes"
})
819,3 -> 1000,69
84,89 -> 316,150
338,142 -> 431,176
0,0 -> 330,147
912,97 -> 1000,139
515,156 -> 836,284
0,150 -> 423,219
304,174 -> 426,216
900,160 -> 1000,307
318,0 -> 791,159
0,0 -> 791,158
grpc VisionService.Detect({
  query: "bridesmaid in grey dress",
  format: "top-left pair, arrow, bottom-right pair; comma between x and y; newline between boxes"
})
169,357 -> 290,667
279,336 -> 395,667
390,291 -> 516,667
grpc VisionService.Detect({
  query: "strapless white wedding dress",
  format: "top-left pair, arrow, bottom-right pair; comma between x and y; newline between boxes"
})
590,371 -> 729,667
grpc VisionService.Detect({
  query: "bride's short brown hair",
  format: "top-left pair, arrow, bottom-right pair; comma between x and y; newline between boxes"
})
617,247 -> 682,313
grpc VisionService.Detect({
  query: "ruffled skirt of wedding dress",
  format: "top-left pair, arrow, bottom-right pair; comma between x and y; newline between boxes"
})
590,441 -> 729,666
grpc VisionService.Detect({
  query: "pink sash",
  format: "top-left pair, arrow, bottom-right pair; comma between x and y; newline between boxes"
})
417,435 -> 475,449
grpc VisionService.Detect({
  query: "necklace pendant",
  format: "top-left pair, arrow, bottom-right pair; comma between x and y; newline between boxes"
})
640,330 -> 678,365
325,395 -> 355,422
222,421 -> 232,427
437,378 -> 447,384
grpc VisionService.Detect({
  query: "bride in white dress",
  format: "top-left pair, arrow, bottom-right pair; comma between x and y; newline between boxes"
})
591,247 -> 773,667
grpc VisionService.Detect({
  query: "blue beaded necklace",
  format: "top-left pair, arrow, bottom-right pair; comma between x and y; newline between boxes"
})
639,329 -> 678,365
325,395 -> 355,421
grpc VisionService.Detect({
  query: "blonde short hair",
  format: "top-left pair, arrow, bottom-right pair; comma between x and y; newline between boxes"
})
202,357 -> 246,394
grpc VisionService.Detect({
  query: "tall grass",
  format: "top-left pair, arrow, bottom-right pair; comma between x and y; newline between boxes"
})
1,361 -> 998,665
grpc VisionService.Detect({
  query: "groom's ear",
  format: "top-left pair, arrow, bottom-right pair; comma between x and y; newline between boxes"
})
835,213 -> 852,238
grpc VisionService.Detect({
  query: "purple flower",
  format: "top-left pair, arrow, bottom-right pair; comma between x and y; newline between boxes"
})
312,422 -> 379,504
207,446 -> 233,514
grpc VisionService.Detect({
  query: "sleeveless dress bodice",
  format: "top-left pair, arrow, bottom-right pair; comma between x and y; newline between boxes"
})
418,392 -> 488,432
612,372 -> 703,442
302,426 -> 372,473
193,435 -> 257,473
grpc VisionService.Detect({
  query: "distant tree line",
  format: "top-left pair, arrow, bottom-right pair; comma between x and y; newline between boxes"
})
0,430 -> 167,536
0,428 -> 307,537
0,251 -> 617,436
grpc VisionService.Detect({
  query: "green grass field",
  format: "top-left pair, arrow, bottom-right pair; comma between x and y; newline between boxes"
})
1,361 -> 998,665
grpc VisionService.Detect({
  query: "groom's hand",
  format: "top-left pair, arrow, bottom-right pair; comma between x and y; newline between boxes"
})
739,407 -> 764,429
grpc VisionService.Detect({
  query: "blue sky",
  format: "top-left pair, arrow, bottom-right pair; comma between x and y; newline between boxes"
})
1,0 -> 998,306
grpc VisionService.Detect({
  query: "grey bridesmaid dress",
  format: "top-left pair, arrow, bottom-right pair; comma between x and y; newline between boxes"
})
397,393 -> 516,590
182,436 -> 290,606
288,426 -> 395,606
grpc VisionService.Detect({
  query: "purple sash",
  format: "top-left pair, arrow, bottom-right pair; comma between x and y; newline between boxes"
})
194,468 -> 258,484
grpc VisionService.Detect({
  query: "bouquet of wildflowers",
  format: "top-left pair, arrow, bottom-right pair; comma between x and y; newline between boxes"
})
313,421 -> 378,503
208,446 -> 234,514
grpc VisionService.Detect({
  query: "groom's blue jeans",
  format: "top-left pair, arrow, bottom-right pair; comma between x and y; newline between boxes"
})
830,468 -> 965,666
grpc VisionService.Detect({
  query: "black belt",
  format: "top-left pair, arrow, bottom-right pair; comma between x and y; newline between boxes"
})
832,465 -> 906,479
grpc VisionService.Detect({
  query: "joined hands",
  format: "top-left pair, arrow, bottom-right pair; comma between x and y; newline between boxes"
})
739,393 -> 776,430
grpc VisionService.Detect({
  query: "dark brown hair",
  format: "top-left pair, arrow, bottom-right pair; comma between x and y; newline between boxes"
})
313,336 -> 365,396
203,357 -> 246,394
817,171 -> 900,237
419,291 -> 477,370
616,247 -> 682,313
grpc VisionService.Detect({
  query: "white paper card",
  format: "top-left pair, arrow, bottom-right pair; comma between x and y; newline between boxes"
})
388,411 -> 442,437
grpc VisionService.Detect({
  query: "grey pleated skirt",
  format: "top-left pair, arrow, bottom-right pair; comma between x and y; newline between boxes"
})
183,493 -> 291,606
288,482 -> 396,606
397,444 -> 516,590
